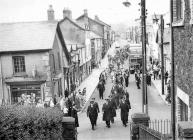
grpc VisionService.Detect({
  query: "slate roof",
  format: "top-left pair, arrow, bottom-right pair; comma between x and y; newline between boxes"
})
0,21 -> 58,53
59,17 -> 86,30
95,19 -> 111,27
76,14 -> 105,27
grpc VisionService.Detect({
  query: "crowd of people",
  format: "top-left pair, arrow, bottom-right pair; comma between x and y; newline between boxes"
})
148,61 -> 171,104
86,48 -> 131,130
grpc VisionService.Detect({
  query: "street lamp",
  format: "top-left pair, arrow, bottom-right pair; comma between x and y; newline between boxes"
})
123,0 -> 131,7
123,0 -> 148,115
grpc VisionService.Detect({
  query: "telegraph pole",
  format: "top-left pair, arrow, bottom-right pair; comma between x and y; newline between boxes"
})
170,0 -> 176,139
141,0 -> 148,114
160,15 -> 165,95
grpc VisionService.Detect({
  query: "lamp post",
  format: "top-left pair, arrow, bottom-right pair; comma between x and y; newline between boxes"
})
123,0 -> 148,114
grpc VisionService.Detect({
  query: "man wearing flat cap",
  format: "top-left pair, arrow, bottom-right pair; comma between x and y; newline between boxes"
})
92,98 -> 100,126
102,98 -> 112,128
87,100 -> 98,130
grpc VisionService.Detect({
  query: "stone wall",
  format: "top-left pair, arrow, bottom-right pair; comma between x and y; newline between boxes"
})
173,0 -> 193,120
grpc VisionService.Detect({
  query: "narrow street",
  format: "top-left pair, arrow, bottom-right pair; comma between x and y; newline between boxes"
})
77,60 -> 171,140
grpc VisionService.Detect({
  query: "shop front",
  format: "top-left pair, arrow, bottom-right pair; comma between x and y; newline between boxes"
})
5,78 -> 46,104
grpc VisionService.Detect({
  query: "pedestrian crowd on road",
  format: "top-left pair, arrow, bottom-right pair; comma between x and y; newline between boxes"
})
87,48 -> 131,130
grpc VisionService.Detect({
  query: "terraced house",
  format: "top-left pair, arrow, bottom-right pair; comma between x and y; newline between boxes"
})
172,0 -> 193,121
0,21 -> 70,105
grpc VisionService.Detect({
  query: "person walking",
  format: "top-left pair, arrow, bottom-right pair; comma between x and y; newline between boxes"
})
102,99 -> 112,128
165,71 -> 169,85
119,97 -> 129,127
146,73 -> 151,86
87,100 -> 98,130
108,95 -> 117,123
97,81 -> 105,99
136,74 -> 141,89
124,71 -> 129,87
92,98 -> 100,126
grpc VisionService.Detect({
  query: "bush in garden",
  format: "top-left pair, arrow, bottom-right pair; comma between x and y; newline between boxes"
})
0,104 -> 64,140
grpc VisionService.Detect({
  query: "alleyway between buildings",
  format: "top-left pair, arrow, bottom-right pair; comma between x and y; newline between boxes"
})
77,56 -> 171,140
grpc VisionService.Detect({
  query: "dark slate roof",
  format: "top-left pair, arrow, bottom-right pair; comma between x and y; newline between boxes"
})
59,17 -> 86,30
95,19 -> 111,27
0,21 -> 58,53
76,14 -> 104,27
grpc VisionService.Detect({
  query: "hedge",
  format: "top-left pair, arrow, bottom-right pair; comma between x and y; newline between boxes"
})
0,105 -> 64,140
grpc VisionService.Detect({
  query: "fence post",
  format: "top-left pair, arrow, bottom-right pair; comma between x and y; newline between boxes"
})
178,121 -> 193,140
131,113 -> 150,140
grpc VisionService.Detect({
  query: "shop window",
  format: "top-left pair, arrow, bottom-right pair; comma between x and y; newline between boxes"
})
13,56 -> 26,74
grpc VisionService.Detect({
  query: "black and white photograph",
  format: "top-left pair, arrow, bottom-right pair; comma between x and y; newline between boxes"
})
0,0 -> 192,140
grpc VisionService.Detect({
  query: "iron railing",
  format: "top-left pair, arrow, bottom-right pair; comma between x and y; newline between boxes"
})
138,124 -> 171,140
130,119 -> 172,140
149,119 -> 171,135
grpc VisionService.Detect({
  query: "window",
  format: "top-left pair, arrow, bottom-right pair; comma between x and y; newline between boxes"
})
57,52 -> 61,69
50,54 -> 56,73
173,0 -> 185,25
13,56 -> 26,73
176,0 -> 183,20
190,0 -> 193,23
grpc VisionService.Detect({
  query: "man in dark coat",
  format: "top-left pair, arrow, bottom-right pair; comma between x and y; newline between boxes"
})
102,99 -> 112,128
165,71 -> 169,85
120,97 -> 129,127
66,97 -> 72,116
136,74 -> 141,89
146,73 -> 151,86
71,103 -> 79,127
87,100 -> 98,130
124,72 -> 129,87
108,95 -> 117,123
97,81 -> 105,99
92,98 -> 100,126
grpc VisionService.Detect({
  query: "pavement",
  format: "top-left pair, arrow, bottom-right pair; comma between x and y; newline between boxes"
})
151,78 -> 170,105
76,42 -> 117,112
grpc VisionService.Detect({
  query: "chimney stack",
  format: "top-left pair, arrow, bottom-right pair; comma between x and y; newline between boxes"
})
95,15 -> 99,21
63,8 -> 72,19
84,9 -> 88,17
47,5 -> 55,21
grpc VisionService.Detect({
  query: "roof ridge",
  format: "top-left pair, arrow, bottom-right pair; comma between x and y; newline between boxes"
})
0,20 -> 58,25
60,17 -> 86,30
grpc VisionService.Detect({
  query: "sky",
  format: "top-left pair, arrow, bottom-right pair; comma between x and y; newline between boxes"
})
0,0 -> 169,26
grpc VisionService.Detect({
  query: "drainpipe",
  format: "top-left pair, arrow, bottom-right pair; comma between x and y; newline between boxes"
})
0,56 -> 5,105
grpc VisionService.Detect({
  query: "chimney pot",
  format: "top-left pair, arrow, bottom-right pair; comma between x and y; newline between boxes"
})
47,5 -> 55,21
63,8 -> 72,19
95,15 -> 99,21
84,9 -> 88,16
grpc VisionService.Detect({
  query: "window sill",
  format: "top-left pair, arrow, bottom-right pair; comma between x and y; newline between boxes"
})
172,19 -> 184,27
13,72 -> 27,77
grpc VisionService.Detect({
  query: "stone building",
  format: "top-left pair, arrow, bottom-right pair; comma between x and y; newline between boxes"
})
59,9 -> 92,86
172,0 -> 193,121
76,10 -> 112,58
0,21 -> 70,105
